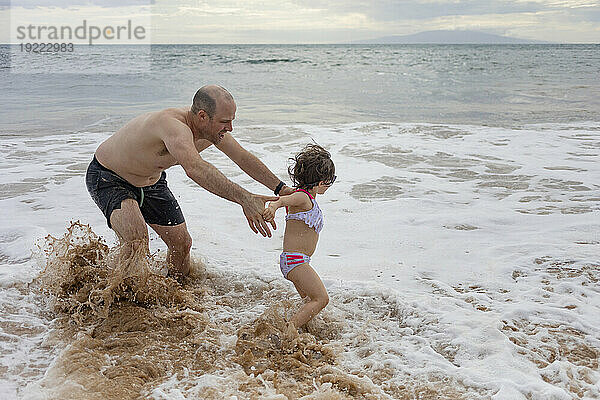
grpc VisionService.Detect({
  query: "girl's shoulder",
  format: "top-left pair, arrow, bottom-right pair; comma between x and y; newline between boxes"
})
285,190 -> 314,213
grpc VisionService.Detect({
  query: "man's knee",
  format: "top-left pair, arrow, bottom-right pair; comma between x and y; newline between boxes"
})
169,233 -> 192,255
121,238 -> 150,255
115,225 -> 149,245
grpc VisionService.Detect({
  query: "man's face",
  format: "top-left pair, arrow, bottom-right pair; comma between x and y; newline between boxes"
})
205,99 -> 236,144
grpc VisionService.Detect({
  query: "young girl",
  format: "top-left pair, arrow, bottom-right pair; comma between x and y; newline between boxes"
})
263,144 -> 336,328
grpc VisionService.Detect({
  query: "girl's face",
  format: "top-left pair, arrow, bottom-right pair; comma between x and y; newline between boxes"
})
315,175 -> 336,194
315,183 -> 329,194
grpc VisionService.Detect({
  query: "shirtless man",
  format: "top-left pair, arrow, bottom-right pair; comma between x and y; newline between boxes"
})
85,85 -> 292,277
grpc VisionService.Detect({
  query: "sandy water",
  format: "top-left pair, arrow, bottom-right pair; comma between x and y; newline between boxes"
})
0,119 -> 598,399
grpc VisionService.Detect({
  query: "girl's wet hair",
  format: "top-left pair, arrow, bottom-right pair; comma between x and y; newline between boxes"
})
288,144 -> 335,190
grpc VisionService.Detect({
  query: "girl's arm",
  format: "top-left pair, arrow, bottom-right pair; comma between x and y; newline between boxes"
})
263,192 -> 312,222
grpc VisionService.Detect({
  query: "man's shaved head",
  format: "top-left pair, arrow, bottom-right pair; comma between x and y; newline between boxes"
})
191,85 -> 234,118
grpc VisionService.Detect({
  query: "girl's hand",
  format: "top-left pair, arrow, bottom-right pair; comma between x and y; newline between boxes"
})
263,203 -> 277,222
242,194 -> 279,237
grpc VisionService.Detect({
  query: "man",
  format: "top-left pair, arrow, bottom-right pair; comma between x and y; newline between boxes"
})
86,85 -> 292,277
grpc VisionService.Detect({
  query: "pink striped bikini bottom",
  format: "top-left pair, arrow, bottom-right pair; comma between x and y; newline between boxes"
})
279,252 -> 311,279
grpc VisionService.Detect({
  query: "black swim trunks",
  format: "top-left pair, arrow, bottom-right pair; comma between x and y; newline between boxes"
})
86,156 -> 185,228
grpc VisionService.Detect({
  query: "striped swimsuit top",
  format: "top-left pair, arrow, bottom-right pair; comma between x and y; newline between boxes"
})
285,189 -> 324,234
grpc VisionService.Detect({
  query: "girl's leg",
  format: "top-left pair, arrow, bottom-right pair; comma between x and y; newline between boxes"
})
287,263 -> 329,328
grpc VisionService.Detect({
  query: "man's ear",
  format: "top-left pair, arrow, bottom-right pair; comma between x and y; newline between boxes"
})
197,110 -> 209,122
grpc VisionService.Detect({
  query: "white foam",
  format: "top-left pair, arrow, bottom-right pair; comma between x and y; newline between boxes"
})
1,121 -> 599,398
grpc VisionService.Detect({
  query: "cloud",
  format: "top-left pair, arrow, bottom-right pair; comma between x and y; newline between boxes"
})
569,6 -> 600,21
290,0 -> 552,21
3,0 -> 598,43
8,0 -> 153,8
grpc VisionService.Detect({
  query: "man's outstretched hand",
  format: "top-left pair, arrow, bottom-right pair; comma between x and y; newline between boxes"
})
242,194 -> 279,237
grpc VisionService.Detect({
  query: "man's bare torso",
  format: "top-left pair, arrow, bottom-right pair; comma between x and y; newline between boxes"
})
96,108 -> 212,187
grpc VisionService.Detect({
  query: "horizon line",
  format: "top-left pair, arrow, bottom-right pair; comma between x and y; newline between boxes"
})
2,42 -> 599,45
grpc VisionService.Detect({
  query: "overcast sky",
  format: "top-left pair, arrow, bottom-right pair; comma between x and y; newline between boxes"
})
2,0 -> 599,43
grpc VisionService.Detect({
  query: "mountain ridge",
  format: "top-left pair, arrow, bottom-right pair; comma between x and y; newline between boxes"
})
352,30 -> 552,44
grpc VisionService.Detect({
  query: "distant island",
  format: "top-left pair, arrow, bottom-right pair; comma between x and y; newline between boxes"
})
352,30 -> 551,44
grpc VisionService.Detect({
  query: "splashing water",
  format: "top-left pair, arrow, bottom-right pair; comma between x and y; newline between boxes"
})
9,216 -> 595,399
22,222 -> 499,399
34,221 -> 188,320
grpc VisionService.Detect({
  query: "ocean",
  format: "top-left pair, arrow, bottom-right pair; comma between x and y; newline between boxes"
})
0,44 -> 599,399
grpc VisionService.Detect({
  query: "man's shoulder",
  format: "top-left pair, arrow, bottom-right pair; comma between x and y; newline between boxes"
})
148,108 -> 190,135
151,107 -> 187,123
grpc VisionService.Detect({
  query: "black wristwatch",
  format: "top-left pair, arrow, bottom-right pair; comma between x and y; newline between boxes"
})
274,181 -> 286,195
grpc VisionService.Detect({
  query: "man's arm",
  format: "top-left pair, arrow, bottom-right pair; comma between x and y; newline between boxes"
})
216,133 -> 291,194
164,126 -> 249,204
160,120 -> 278,236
